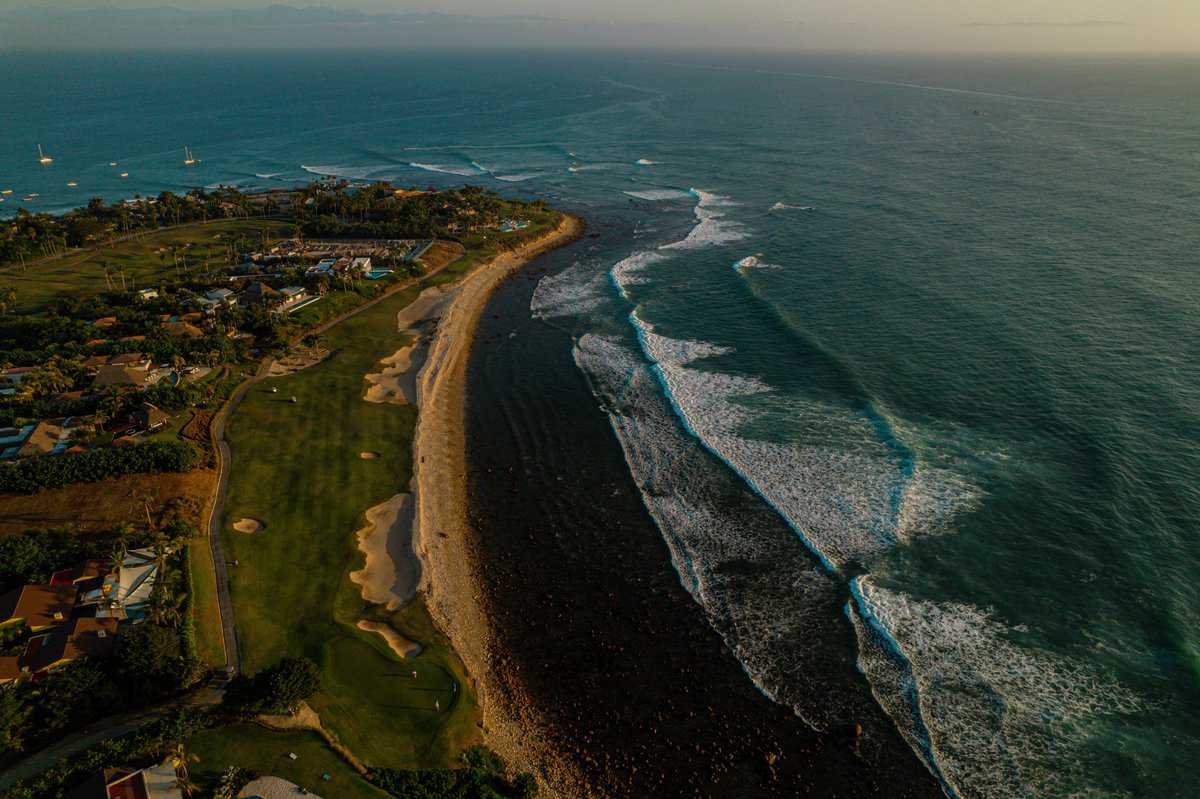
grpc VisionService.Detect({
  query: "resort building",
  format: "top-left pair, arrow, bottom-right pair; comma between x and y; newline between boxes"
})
238,281 -> 283,308
350,256 -> 372,275
92,365 -> 149,389
0,584 -> 77,632
79,548 -> 163,620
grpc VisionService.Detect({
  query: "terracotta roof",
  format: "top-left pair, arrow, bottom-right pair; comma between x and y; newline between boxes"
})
92,317 -> 117,329
92,366 -> 147,388
0,656 -> 20,683
240,281 -> 283,305
119,335 -> 146,343
0,584 -> 77,629
23,617 -> 119,673
109,353 -> 146,367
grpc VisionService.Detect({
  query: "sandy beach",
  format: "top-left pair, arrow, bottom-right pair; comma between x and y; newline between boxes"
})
411,213 -> 586,795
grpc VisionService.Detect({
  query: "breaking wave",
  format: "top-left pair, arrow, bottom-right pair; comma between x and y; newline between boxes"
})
850,576 -> 1146,799
608,251 -> 667,299
733,254 -> 782,273
622,189 -> 693,201
573,334 -> 879,730
495,173 -> 540,182
408,162 -> 481,177
531,259 -> 610,319
770,202 -> 816,211
660,189 -> 747,250
300,164 -> 392,180
627,314 -> 977,571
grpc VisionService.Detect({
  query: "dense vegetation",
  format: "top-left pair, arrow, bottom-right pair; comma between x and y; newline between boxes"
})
0,188 -> 259,267
0,440 -> 196,493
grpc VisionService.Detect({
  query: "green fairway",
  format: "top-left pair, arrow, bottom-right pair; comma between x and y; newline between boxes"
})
1,219 -> 292,311
219,281 -> 479,769
189,725 -> 391,799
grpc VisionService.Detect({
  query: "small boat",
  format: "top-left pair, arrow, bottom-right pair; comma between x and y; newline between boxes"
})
120,172 -> 129,178
0,189 -> 12,195
37,144 -> 53,165
67,181 -> 78,188
184,146 -> 197,166
109,161 -> 118,167
23,194 -> 38,201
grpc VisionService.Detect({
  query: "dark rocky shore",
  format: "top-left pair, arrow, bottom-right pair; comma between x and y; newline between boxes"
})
461,233 -> 943,798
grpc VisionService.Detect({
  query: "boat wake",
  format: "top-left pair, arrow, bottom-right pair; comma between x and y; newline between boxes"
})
408,162 -> 481,177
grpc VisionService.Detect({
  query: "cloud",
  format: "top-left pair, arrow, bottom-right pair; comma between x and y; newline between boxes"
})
962,20 -> 1132,29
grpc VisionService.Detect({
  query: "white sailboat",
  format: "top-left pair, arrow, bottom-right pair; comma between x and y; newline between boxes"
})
37,144 -> 53,165
184,146 -> 197,166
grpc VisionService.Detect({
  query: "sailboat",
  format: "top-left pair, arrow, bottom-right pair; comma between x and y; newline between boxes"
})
67,181 -> 78,188
184,146 -> 197,166
37,145 -> 53,165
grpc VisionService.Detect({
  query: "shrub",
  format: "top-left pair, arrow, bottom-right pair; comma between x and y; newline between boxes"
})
0,440 -> 197,493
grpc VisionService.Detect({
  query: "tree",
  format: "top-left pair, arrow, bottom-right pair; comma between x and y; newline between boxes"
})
0,285 -> 16,316
227,656 -> 321,713
0,684 -> 32,755
115,623 -> 183,688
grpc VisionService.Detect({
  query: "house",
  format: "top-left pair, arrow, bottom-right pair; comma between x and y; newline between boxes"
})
135,288 -> 158,302
92,365 -> 148,389
161,321 -> 203,339
109,352 -> 152,370
0,584 -> 77,631
91,317 -> 117,330
79,548 -> 162,620
204,287 -> 235,305
0,366 -> 37,396
306,258 -> 337,275
0,425 -> 33,459
65,761 -> 183,799
18,617 -> 119,676
16,420 -> 68,458
239,281 -> 283,308
135,403 -> 168,432
278,286 -> 307,307
349,257 -> 372,275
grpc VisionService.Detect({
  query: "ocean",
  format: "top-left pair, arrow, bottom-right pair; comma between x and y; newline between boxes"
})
4,49 -> 1199,797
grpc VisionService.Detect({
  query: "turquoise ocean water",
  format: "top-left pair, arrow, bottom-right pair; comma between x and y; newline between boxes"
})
3,50 -> 1198,797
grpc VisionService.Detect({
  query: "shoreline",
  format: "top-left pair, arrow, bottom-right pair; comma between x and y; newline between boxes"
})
411,212 -> 587,795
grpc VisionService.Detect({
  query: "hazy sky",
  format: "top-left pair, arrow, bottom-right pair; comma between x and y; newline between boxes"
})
2,0 -> 1198,51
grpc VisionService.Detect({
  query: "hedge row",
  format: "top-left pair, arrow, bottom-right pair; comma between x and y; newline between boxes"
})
0,441 -> 197,494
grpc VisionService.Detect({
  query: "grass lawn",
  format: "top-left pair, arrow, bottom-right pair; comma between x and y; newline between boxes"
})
188,540 -> 225,668
189,724 -> 391,799
1,219 -> 292,312
219,280 -> 480,770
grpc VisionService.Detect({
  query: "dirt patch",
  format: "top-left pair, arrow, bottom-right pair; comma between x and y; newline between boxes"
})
180,409 -> 217,466
233,517 -> 265,534
419,240 -> 465,272
269,344 -> 330,377
359,451 -> 381,460
0,468 -> 217,537
357,619 -> 422,659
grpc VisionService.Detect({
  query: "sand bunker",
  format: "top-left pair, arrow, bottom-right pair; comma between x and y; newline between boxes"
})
233,517 -> 264,534
357,619 -> 422,658
360,451 -> 381,460
239,776 -> 322,799
349,494 -> 420,609
363,285 -> 459,406
269,344 -> 330,377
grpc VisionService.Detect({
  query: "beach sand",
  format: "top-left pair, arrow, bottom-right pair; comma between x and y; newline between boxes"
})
412,213 -> 587,795
357,619 -> 422,658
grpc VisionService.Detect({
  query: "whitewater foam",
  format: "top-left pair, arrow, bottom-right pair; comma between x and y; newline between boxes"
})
531,260 -> 611,319
770,201 -> 816,211
659,189 -> 748,250
300,164 -> 390,180
408,162 -> 480,177
635,158 -> 658,165
622,189 -> 693,201
608,251 -> 667,299
495,173 -> 539,182
733,254 -> 782,273
850,576 -> 1145,799
572,334 -> 877,730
